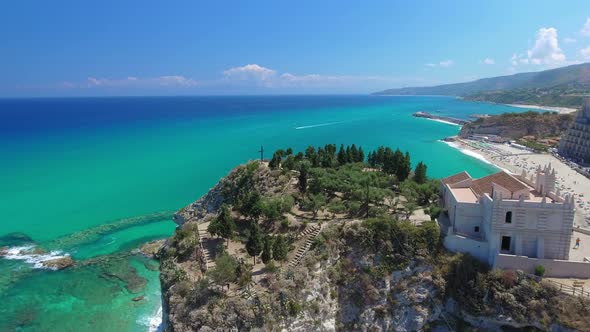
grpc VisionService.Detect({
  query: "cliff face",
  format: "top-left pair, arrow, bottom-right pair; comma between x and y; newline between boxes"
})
159,161 -> 590,332
459,111 -> 574,139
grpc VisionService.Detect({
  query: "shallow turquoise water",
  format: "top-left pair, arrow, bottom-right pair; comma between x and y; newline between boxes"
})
0,96 -> 526,331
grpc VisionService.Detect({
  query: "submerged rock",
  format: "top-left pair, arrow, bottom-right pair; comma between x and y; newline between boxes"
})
41,256 -> 74,270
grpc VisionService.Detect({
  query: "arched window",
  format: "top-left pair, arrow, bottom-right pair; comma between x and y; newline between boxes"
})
505,211 -> 512,224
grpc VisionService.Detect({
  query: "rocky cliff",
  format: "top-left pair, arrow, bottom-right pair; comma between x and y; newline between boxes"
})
459,111 -> 574,139
160,158 -> 590,332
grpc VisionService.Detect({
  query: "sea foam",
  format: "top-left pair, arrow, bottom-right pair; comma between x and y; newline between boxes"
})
1,245 -> 70,270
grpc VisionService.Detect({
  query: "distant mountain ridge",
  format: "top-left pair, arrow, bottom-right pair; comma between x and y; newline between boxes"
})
374,63 -> 590,108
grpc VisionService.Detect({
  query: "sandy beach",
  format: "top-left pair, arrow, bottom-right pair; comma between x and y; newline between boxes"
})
446,138 -> 590,229
507,103 -> 579,114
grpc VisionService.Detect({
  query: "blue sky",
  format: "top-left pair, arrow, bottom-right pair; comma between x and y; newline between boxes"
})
2,0 -> 590,96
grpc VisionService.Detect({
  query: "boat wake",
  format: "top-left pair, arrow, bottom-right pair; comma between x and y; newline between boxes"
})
295,121 -> 344,130
1,245 -> 70,270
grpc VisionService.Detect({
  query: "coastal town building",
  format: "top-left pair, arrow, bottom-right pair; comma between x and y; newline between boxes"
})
440,164 -> 590,277
559,98 -> 590,165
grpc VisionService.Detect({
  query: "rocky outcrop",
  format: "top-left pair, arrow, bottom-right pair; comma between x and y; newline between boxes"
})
459,111 -> 574,139
41,256 -> 74,270
173,180 -> 225,226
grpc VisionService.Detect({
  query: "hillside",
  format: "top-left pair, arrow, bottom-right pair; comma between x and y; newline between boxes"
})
374,63 -> 590,108
459,111 -> 574,139
459,111 -> 575,151
158,145 -> 590,331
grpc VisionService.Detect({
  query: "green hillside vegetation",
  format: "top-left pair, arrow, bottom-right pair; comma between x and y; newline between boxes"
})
374,62 -> 590,108
160,144 -> 590,331
464,86 -> 588,108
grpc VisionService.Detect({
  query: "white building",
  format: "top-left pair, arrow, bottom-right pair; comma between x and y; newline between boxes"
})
440,164 -> 581,273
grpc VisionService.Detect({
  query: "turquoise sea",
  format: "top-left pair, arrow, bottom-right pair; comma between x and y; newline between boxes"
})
0,95 -> 528,331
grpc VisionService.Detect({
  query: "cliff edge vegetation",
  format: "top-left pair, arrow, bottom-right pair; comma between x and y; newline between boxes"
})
159,144 -> 590,331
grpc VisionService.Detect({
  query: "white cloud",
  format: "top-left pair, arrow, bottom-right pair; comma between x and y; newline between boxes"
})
222,64 -> 277,82
424,60 -> 454,68
218,63 -> 408,89
581,18 -> 590,36
526,27 -> 566,65
511,53 -> 529,66
439,60 -> 454,67
84,75 -> 197,88
564,37 -> 577,44
580,45 -> 590,60
55,64 -> 428,93
481,58 -> 495,65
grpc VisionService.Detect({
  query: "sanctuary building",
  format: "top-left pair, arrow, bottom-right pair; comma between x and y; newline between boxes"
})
439,164 -> 590,277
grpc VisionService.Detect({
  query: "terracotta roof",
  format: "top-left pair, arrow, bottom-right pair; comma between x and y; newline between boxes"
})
470,171 -> 529,197
441,171 -> 471,185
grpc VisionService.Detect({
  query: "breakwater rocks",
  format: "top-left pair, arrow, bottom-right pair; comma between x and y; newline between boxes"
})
412,112 -> 470,125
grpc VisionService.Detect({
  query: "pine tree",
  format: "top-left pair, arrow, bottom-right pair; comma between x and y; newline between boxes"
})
261,235 -> 273,264
272,235 -> 288,263
350,144 -> 359,162
414,161 -> 427,184
269,152 -> 282,169
298,162 -> 309,193
345,146 -> 352,163
246,223 -> 263,265
358,146 -> 365,162
208,204 -> 235,248
337,144 -> 347,165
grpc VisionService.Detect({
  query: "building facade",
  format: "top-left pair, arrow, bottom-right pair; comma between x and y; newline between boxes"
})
440,164 -> 575,266
559,98 -> 590,165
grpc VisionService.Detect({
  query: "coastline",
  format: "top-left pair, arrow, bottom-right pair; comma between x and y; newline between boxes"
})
507,103 -> 578,114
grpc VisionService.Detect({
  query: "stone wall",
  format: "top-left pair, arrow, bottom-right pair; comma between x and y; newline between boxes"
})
494,253 -> 590,278
444,233 -> 490,263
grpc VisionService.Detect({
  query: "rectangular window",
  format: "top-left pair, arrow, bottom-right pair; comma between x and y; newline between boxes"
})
474,226 -> 480,233
501,236 -> 511,252
505,211 -> 512,224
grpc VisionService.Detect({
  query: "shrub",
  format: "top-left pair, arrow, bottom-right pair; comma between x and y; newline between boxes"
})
280,217 -> 290,230
534,265 -> 546,277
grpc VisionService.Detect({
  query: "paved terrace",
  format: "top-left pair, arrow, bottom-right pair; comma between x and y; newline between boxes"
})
569,230 -> 590,262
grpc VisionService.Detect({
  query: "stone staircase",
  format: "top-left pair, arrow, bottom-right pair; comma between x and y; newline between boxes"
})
198,222 -> 216,269
288,225 -> 321,268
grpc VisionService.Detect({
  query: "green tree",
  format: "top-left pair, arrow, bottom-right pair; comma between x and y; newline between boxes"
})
398,152 -> 412,182
305,146 -> 319,167
269,152 -> 282,169
301,193 -> 326,219
238,191 -> 263,221
357,146 -> 365,162
337,144 -> 347,165
298,162 -> 309,193
282,154 -> 296,170
208,254 -> 238,291
246,223 -> 264,265
272,235 -> 288,263
350,144 -> 359,162
207,204 -> 235,248
261,235 -> 273,264
236,259 -> 253,287
413,161 -> 427,184
345,146 -> 352,163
